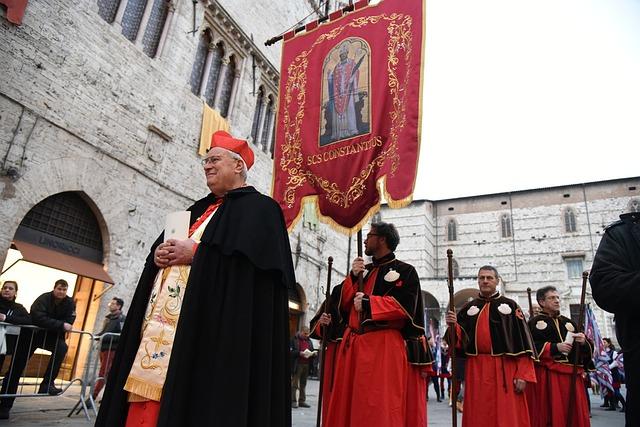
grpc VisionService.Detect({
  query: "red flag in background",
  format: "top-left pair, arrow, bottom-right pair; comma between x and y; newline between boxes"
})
272,0 -> 425,233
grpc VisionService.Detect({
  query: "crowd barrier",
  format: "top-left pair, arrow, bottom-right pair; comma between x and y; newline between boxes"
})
0,322 -> 119,420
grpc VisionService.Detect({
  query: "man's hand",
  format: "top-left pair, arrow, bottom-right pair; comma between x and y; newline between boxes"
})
351,257 -> 365,277
557,342 -> 573,354
63,322 -> 73,332
445,310 -> 457,326
513,378 -> 526,394
573,332 -> 586,344
163,239 -> 196,266
318,313 -> 332,326
354,292 -> 365,312
154,242 -> 171,268
0,313 -> 6,322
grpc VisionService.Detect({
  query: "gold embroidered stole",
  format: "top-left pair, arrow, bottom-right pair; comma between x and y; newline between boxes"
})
124,207 -> 218,402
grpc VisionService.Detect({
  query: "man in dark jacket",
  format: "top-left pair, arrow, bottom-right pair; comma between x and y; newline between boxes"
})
92,297 -> 126,400
590,211 -> 640,427
29,279 -> 76,395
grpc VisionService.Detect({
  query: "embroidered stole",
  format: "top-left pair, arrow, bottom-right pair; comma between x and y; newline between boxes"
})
124,202 -> 220,402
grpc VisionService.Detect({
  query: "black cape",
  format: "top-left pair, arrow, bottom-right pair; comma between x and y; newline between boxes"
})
96,187 -> 294,427
528,313 -> 594,370
338,253 -> 434,366
448,293 -> 536,358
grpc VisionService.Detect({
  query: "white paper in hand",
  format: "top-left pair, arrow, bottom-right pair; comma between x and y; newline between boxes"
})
165,211 -> 190,242
302,349 -> 317,359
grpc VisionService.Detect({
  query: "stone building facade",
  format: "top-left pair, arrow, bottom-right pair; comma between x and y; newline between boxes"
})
0,1 -> 634,348
380,177 -> 640,339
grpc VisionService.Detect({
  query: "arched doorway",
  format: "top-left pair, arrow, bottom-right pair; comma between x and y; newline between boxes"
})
288,283 -> 307,337
453,288 -> 478,312
422,291 -> 441,336
0,191 -> 114,380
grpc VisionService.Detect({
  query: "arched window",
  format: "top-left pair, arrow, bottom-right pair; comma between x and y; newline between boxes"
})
141,0 -> 171,58
629,199 -> 640,213
219,55 -> 236,118
190,30 -> 211,95
447,219 -> 457,241
260,95 -> 275,152
18,192 -> 104,261
121,0 -> 147,42
203,43 -> 224,107
251,86 -> 265,143
97,0 -> 121,23
564,208 -> 577,233
501,214 -> 512,238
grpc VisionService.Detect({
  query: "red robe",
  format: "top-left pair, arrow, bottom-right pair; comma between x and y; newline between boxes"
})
530,344 -> 590,427
324,266 -> 431,427
461,304 -> 536,427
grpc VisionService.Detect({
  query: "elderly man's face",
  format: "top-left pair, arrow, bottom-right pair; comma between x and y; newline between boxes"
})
477,269 -> 498,297
203,147 -> 243,196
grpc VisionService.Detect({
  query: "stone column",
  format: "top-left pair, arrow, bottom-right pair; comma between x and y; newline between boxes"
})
199,42 -> 216,97
212,57 -> 230,111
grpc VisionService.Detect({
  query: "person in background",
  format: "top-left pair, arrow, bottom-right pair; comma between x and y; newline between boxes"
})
603,338 -> 626,412
29,279 -> 76,395
0,280 -> 31,420
290,326 -> 315,408
92,297 -> 126,402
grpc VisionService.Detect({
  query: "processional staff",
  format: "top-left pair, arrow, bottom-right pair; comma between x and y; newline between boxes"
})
316,256 -> 334,427
446,249 -> 457,427
566,271 -> 589,427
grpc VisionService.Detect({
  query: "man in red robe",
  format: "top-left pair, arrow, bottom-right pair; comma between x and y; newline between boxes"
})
527,286 -> 593,427
446,266 -> 536,427
324,222 -> 433,427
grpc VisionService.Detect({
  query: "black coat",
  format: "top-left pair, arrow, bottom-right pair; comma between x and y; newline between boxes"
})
30,292 -> 76,332
96,187 -> 295,427
590,212 -> 640,353
0,298 -> 30,325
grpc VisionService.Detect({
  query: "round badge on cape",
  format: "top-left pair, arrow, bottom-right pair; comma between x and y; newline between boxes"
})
384,269 -> 400,282
497,303 -> 512,315
467,306 -> 480,316
565,322 -> 575,332
536,320 -> 548,330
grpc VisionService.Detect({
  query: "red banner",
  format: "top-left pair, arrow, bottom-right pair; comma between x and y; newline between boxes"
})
272,0 -> 424,233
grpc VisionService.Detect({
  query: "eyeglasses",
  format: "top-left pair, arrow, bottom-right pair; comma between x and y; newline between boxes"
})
201,156 -> 223,167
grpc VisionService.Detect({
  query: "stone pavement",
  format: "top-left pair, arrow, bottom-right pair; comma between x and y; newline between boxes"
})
0,380 -> 625,425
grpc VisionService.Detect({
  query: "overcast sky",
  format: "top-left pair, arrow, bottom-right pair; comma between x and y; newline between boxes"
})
413,0 -> 640,200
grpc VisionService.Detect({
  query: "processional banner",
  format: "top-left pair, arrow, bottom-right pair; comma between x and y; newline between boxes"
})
272,0 -> 425,233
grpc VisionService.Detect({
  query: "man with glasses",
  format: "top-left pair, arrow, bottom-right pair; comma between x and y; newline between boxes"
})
323,222 -> 433,427
445,266 -> 536,427
526,286 -> 593,427
97,131 -> 295,427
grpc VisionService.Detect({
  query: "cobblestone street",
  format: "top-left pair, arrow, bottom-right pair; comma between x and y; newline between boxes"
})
0,379 -> 625,426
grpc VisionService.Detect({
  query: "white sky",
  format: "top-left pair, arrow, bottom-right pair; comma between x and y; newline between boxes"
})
414,0 -> 640,200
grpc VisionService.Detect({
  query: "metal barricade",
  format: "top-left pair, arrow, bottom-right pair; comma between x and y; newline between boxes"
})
0,323 -> 120,421
69,332 -> 120,419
